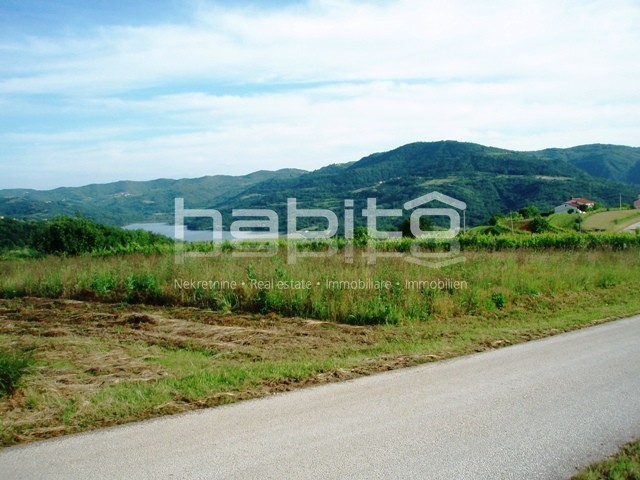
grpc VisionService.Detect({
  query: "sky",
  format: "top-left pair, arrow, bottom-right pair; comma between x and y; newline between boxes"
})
1,0 -> 639,190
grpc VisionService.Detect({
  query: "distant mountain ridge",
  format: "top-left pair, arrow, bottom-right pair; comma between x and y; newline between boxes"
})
539,144 -> 640,185
0,169 -> 306,225
205,141 -> 640,227
1,142 -> 639,227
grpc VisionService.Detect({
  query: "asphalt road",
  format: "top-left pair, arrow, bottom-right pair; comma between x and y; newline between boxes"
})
2,316 -> 640,479
624,221 -> 640,233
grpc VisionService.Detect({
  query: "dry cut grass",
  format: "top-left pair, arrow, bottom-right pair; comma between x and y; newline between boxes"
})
1,249 -> 640,447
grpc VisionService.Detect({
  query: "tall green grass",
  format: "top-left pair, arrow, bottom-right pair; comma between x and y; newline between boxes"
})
1,245 -> 639,325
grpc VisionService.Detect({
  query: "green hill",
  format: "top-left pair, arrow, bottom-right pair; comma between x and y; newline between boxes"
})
538,144 -> 640,185
1,141 -> 639,228
207,141 -> 639,228
0,169 -> 305,226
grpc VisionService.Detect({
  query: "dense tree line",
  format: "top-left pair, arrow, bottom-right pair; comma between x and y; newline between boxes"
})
0,216 -> 171,256
0,217 -> 45,250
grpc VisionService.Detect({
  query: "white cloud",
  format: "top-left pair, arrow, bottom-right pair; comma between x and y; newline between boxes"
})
3,0 -> 640,94
0,0 -> 639,189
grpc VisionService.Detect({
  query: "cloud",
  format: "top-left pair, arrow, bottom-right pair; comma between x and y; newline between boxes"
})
0,0 -> 639,189
3,0 -> 640,95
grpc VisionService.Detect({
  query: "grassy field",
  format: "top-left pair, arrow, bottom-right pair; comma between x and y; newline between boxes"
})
573,438 -> 640,479
502,210 -> 640,234
582,209 -> 640,232
548,212 -> 581,230
2,244 -> 640,324
1,246 -> 639,447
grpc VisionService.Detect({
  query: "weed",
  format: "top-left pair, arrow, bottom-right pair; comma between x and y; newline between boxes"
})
39,276 -> 64,298
573,438 -> 640,479
491,292 -> 507,310
0,347 -> 33,396
463,290 -> 482,315
125,273 -> 162,303
90,273 -> 118,298
596,274 -> 618,289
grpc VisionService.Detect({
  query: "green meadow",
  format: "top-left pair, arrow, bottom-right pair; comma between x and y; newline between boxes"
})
1,241 -> 640,446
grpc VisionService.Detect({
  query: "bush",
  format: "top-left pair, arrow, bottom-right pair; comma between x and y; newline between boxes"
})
0,348 -> 33,396
529,216 -> 553,234
36,216 -> 100,256
489,214 -> 506,226
124,273 -> 163,304
491,292 -> 507,310
353,226 -> 370,247
90,273 -> 118,298
400,217 -> 434,238
519,205 -> 541,218
35,216 -> 171,256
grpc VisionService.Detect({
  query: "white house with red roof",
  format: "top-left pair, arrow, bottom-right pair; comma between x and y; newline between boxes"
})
554,197 -> 595,214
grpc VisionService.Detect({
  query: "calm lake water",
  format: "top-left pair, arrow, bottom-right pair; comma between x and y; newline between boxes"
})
123,223 -> 278,242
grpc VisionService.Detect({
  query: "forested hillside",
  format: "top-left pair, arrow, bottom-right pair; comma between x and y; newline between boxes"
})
1,142 -> 639,228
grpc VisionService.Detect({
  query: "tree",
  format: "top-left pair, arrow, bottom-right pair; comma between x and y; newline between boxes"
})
37,216 -> 100,255
519,205 -> 540,218
399,216 -> 434,238
35,216 -> 170,256
529,216 -> 553,233
489,214 -> 506,226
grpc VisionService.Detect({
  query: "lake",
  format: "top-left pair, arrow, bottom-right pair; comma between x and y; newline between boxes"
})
123,223 -> 278,242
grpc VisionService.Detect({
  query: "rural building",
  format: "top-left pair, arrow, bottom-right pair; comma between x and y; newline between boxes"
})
554,197 -> 595,214
554,201 -> 583,214
634,195 -> 640,209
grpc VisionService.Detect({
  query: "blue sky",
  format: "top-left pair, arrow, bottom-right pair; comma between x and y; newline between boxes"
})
1,0 -> 639,190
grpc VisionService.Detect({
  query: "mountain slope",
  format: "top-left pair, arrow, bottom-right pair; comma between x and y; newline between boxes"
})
1,141 -> 638,228
208,141 -> 638,227
538,144 -> 640,185
0,169 -> 306,225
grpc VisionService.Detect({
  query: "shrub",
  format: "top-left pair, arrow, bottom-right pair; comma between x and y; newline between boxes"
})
491,292 -> 507,310
90,273 -> 118,298
39,277 -> 64,298
124,273 -> 163,303
489,214 -> 506,226
519,205 -> 541,218
35,216 -> 171,256
529,216 -> 553,234
0,348 -> 33,396
353,227 -> 370,247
